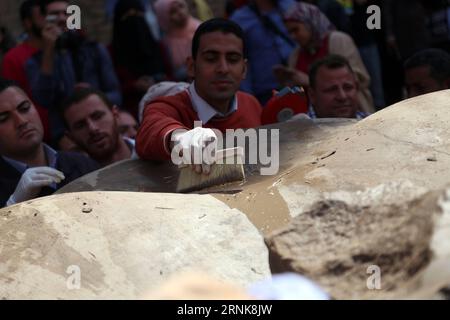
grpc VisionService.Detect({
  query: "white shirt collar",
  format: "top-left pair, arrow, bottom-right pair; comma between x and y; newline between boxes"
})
188,82 -> 238,124
123,137 -> 139,160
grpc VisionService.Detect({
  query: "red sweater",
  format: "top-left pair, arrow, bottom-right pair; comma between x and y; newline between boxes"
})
136,91 -> 262,161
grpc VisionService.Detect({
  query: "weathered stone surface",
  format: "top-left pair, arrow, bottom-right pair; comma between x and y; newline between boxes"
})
58,91 -> 450,236
0,192 -> 269,299
270,91 -> 450,218
265,184 -> 450,299
57,159 -> 180,194
57,118 -> 356,234
16,90 -> 450,299
214,91 -> 450,236
57,118 -> 354,194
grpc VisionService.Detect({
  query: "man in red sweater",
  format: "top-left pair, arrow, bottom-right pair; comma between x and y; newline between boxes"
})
136,18 -> 262,174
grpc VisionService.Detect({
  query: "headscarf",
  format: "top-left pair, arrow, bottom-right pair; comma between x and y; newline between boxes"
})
154,0 -> 200,35
192,0 -> 214,21
154,0 -> 201,70
283,2 -> 335,49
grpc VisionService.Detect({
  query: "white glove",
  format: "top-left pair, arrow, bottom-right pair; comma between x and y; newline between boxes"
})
171,127 -> 218,175
6,167 -> 65,206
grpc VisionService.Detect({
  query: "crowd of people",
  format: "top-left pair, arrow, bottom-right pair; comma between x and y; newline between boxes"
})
1,0 -> 450,207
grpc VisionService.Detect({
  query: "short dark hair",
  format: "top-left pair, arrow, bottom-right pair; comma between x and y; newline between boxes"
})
404,48 -> 450,84
61,88 -> 114,128
191,18 -> 246,60
0,78 -> 19,94
309,54 -> 355,89
20,0 -> 39,21
38,0 -> 68,14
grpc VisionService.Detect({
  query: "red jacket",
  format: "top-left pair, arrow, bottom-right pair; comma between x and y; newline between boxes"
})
136,90 -> 262,161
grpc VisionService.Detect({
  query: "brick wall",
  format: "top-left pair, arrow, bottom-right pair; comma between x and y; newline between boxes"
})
0,0 -> 226,44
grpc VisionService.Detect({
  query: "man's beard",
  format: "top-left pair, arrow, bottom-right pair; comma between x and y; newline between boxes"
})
85,132 -> 119,162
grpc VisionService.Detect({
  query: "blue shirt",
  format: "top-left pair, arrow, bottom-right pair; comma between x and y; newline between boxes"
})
230,0 -> 296,103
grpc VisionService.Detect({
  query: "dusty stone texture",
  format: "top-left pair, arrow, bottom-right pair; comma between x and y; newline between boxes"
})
0,192 -> 269,299
266,185 -> 450,299
58,118 -> 356,235
59,91 -> 450,235
52,90 -> 450,298
216,90 -> 450,235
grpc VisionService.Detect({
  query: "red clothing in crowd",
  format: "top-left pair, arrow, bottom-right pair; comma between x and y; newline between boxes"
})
1,43 -> 50,142
296,35 -> 330,74
136,90 -> 262,161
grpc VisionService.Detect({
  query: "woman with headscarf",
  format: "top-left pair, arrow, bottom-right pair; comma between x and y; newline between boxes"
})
154,0 -> 201,81
273,2 -> 374,114
112,0 -> 169,118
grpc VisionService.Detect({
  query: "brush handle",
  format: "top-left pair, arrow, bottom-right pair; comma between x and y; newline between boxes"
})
216,147 -> 244,161
177,147 -> 244,169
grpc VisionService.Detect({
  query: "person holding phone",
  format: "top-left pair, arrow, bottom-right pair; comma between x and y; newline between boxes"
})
25,0 -> 122,147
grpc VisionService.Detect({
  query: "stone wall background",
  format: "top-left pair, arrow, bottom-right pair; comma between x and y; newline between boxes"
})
0,0 -> 226,44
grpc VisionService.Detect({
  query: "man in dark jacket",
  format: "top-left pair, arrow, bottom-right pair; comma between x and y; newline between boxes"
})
0,78 -> 99,208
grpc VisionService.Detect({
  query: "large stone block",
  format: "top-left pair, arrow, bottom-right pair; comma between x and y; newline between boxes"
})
59,90 -> 450,235
266,183 -> 450,299
0,192 -> 269,299
5,90 -> 450,299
